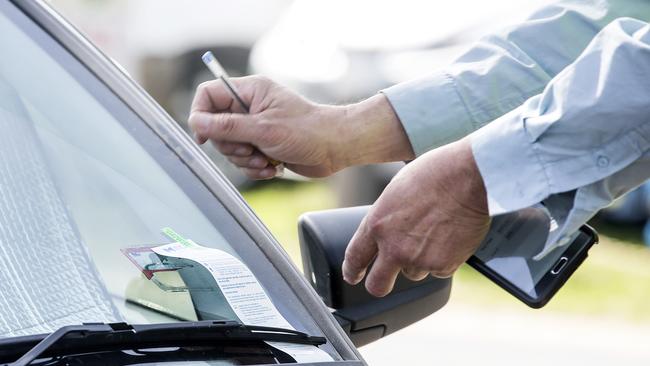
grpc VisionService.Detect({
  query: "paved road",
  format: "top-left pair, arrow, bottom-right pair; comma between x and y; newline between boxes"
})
360,301 -> 650,365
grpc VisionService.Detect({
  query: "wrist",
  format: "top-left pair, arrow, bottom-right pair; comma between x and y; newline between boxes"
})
332,94 -> 415,169
440,138 -> 489,216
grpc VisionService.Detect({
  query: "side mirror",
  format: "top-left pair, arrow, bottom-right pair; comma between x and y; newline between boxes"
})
298,206 -> 451,347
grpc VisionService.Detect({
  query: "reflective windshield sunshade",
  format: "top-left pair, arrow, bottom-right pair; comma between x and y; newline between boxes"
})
0,77 -> 119,338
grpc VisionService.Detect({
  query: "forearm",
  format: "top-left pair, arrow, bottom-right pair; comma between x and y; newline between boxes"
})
472,17 -> 650,214
470,17 -> 650,258
384,0 -> 650,156
333,94 -> 415,168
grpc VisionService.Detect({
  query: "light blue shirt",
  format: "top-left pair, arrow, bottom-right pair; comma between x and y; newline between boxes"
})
382,0 -> 650,258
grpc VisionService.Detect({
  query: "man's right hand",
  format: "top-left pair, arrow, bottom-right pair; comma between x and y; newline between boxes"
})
189,76 -> 414,179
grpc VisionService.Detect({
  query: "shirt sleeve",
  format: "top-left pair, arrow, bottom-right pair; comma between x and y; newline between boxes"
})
382,0 -> 650,156
535,152 -> 650,260
471,17 -> 650,216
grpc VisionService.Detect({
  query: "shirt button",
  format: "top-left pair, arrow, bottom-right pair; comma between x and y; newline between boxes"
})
596,155 -> 609,168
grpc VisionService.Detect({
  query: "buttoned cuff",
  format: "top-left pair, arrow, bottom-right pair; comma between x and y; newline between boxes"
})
381,72 -> 475,156
470,105 -> 550,216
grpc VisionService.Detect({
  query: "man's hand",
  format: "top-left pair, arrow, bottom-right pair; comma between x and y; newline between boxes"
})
342,138 -> 491,297
189,76 -> 414,179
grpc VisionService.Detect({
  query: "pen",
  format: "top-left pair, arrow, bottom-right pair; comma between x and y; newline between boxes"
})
201,51 -> 284,177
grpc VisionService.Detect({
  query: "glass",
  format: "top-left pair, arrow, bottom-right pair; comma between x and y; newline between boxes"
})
0,2 -> 329,357
473,204 -> 581,297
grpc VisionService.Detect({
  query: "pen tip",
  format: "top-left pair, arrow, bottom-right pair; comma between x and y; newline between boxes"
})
201,51 -> 214,65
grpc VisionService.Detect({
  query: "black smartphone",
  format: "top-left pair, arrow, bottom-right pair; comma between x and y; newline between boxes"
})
466,204 -> 598,308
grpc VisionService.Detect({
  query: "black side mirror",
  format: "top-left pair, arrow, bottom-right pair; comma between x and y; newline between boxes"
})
298,206 -> 451,347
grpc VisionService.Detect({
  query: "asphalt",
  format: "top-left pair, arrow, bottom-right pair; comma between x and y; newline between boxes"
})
360,301 -> 650,365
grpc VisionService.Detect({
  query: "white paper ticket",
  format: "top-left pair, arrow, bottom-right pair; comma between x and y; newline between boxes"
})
152,229 -> 333,363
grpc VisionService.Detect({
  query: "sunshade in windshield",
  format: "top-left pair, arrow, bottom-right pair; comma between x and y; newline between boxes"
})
0,78 -> 119,337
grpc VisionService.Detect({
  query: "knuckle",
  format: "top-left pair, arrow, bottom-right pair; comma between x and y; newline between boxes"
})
214,115 -> 236,137
255,118 -> 272,134
365,215 -> 385,236
196,81 -> 213,94
430,267 -> 456,278
425,257 -> 447,273
251,75 -> 272,85
257,119 -> 287,145
403,269 -> 427,281
427,257 -> 458,278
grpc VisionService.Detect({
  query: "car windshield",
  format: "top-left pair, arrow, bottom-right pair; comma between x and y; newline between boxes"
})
0,2 -> 335,362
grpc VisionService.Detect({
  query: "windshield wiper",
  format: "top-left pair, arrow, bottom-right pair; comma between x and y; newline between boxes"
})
0,320 -> 326,366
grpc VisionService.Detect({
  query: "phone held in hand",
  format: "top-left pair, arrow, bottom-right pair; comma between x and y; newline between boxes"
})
466,204 -> 598,308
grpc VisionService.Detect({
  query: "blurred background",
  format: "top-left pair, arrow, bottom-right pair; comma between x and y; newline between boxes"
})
49,0 -> 650,364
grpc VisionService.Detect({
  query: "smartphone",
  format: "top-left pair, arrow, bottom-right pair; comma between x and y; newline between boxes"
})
466,204 -> 598,308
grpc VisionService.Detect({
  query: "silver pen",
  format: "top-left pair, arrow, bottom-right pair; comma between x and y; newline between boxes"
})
201,51 -> 284,177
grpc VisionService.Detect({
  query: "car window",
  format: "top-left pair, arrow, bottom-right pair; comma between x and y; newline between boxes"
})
0,2 -> 337,360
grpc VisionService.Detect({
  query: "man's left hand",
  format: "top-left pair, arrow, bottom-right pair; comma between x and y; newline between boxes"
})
342,138 -> 491,297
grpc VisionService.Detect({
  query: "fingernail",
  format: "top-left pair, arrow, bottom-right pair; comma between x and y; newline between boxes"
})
345,275 -> 362,285
342,261 -> 363,285
190,112 -> 211,134
259,168 -> 276,179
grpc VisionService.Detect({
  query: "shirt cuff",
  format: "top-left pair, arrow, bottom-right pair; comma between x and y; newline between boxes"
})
470,101 -> 550,216
381,72 -> 475,156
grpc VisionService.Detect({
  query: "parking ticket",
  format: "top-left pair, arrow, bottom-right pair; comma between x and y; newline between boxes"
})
151,228 -> 334,363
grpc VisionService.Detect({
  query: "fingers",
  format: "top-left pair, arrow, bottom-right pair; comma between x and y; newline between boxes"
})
190,79 -> 247,114
191,75 -> 272,115
342,216 -> 378,285
212,141 -> 277,180
189,111 -> 262,146
343,217 -> 434,297
401,268 -> 430,282
364,254 -> 401,297
214,141 -> 254,157
429,269 -> 455,279
241,167 -> 277,180
227,152 -> 270,169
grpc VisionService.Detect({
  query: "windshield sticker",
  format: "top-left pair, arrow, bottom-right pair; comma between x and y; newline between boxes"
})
151,228 -> 333,363
121,246 -> 179,280
161,227 -> 195,248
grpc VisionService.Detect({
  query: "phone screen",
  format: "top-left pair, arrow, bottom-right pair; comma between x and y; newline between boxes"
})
473,204 -> 581,298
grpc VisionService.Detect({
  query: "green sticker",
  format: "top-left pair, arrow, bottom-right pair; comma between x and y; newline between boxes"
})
161,227 -> 195,248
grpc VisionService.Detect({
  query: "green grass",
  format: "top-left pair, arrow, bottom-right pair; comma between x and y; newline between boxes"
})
242,180 -> 650,323
242,180 -> 337,268
453,236 -> 650,322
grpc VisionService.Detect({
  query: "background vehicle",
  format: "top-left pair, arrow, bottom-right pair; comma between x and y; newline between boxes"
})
49,0 -> 292,188
249,0 -> 552,205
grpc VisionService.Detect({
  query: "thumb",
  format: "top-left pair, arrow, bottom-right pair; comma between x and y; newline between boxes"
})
189,111 -> 261,144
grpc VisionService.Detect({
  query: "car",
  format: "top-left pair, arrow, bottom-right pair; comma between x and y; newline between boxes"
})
0,1 -> 450,364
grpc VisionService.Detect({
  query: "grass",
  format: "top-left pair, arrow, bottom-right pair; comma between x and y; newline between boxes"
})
242,180 -> 337,268
242,180 -> 650,324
